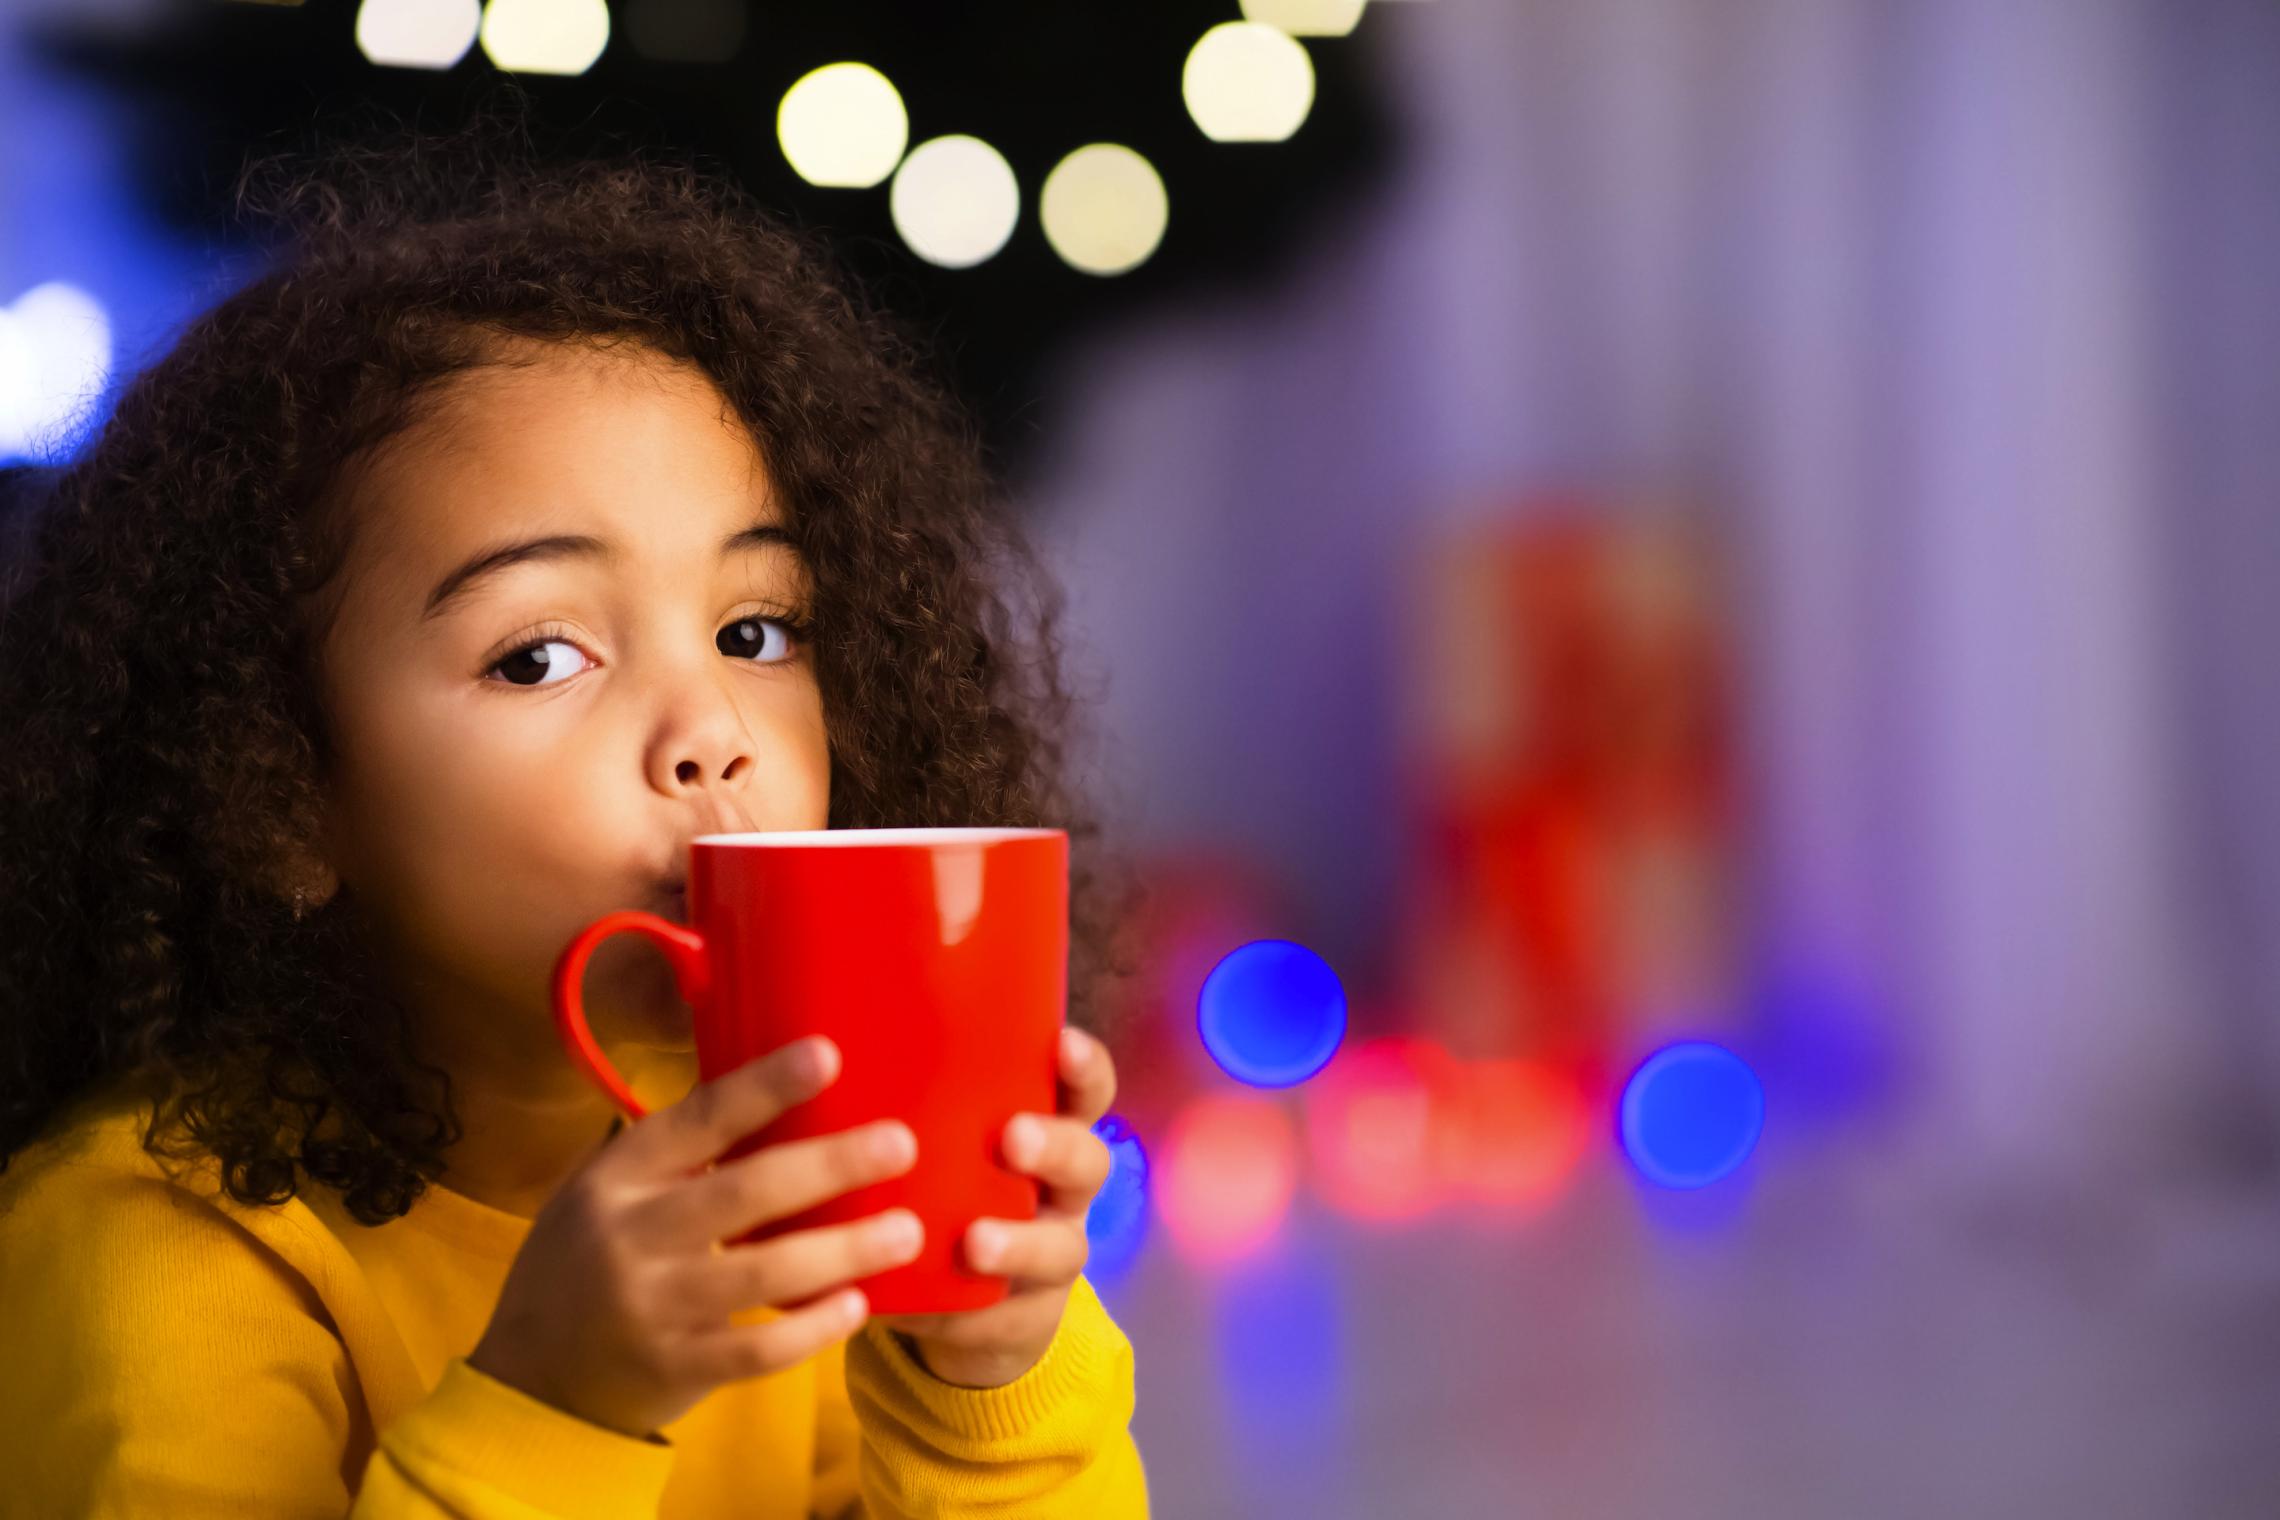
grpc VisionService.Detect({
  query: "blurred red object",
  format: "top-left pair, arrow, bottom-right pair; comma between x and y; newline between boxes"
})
1302,1036 -> 1458,1223
1434,1058 -> 1592,1214
1398,514 -> 1741,1090
1304,1037 -> 1594,1224
1157,1092 -> 1300,1262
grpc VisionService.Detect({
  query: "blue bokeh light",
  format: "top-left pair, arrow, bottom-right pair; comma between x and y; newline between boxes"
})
1084,1113 -> 1150,1280
1618,1041 -> 1765,1189
1196,939 -> 1347,1088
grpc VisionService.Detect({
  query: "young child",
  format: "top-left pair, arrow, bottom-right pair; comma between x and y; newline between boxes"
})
0,133 -> 1146,1518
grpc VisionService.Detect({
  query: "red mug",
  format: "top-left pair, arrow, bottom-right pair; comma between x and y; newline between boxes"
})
550,826 -> 1069,1315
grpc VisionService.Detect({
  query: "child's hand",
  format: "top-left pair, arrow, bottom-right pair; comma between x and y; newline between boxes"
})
876,1027 -> 1118,1389
468,1037 -> 922,1439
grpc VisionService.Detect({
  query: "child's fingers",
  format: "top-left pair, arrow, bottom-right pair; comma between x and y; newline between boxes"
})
878,1297 -> 1059,1364
671,1286 -> 870,1385
659,1210 -> 924,1325
629,1119 -> 918,1249
1001,1114 -> 1112,1211
1055,1028 -> 1117,1124
608,1037 -> 841,1179
965,1215 -> 1090,1282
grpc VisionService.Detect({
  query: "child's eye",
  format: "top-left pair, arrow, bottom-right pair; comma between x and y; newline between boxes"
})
487,637 -> 594,688
717,616 -> 805,665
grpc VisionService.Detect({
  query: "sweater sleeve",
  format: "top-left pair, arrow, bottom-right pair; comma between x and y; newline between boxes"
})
840,1276 -> 1149,1518
0,1162 -> 674,1519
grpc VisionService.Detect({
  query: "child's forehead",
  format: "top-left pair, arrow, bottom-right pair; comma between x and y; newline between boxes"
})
338,341 -> 794,593
362,342 -> 776,512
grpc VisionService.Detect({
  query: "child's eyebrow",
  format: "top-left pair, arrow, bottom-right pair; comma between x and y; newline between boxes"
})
421,522 -> 798,621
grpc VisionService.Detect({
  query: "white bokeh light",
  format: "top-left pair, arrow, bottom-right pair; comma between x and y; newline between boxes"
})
1039,144 -> 1168,278
355,0 -> 481,70
890,136 -> 1021,270
0,283 -> 113,463
480,0 -> 612,76
776,63 -> 909,190
1183,21 -> 1316,143
1242,0 -> 1367,37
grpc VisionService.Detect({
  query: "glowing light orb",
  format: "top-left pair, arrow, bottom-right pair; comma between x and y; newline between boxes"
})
1619,1041 -> 1764,1189
1242,0 -> 1367,37
1302,1037 -> 1455,1222
1183,22 -> 1316,143
890,135 -> 1020,269
1084,1114 -> 1150,1279
480,0 -> 611,75
1039,144 -> 1168,277
1197,939 -> 1346,1088
777,63 -> 908,189
1157,1094 -> 1298,1262
0,283 -> 112,463
355,0 -> 481,70
1437,1059 -> 1590,1212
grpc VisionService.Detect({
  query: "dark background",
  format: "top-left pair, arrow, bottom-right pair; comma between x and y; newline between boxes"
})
26,0 -> 1396,470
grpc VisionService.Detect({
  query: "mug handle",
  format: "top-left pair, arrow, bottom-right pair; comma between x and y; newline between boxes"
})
551,910 -> 712,1120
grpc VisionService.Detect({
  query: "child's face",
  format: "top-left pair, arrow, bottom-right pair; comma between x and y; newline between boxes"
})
313,341 -> 829,1051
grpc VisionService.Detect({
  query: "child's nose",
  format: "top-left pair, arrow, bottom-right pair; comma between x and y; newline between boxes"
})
648,696 -> 756,800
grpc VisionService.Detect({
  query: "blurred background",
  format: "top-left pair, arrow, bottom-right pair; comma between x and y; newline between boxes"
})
5,0 -> 2279,1514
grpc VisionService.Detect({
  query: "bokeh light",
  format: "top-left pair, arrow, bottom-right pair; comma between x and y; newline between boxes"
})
0,283 -> 112,464
1157,1094 -> 1299,1262
1039,144 -> 1168,277
479,0 -> 611,76
1242,0 -> 1368,38
1084,1113 -> 1151,1281
1197,939 -> 1347,1088
776,63 -> 909,190
1436,1058 -> 1591,1212
1302,1037 -> 1455,1222
1618,1041 -> 1765,1189
1183,22 -> 1317,144
890,135 -> 1020,270
355,0 -> 481,70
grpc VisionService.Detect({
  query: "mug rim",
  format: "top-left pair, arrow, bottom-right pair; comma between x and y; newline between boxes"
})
692,826 -> 1062,847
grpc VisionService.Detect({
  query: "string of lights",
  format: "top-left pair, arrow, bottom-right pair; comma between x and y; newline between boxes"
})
343,0 -> 1373,275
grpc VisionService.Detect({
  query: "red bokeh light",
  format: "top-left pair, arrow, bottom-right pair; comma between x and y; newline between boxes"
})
1302,1037 -> 1458,1222
1434,1058 -> 1591,1213
1156,1093 -> 1300,1262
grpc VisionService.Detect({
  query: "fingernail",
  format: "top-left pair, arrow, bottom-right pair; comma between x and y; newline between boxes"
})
875,1122 -> 916,1167
969,1222 -> 1002,1268
840,1288 -> 869,1323
874,1211 -> 922,1254
804,1038 -> 840,1083
1005,1115 -> 1043,1165
1061,1028 -> 1088,1065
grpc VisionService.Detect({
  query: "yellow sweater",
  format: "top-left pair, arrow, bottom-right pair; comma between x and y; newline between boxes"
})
0,1083 -> 1148,1518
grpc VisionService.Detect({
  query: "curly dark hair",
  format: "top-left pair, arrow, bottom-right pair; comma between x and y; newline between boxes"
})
0,124 -> 1131,1226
